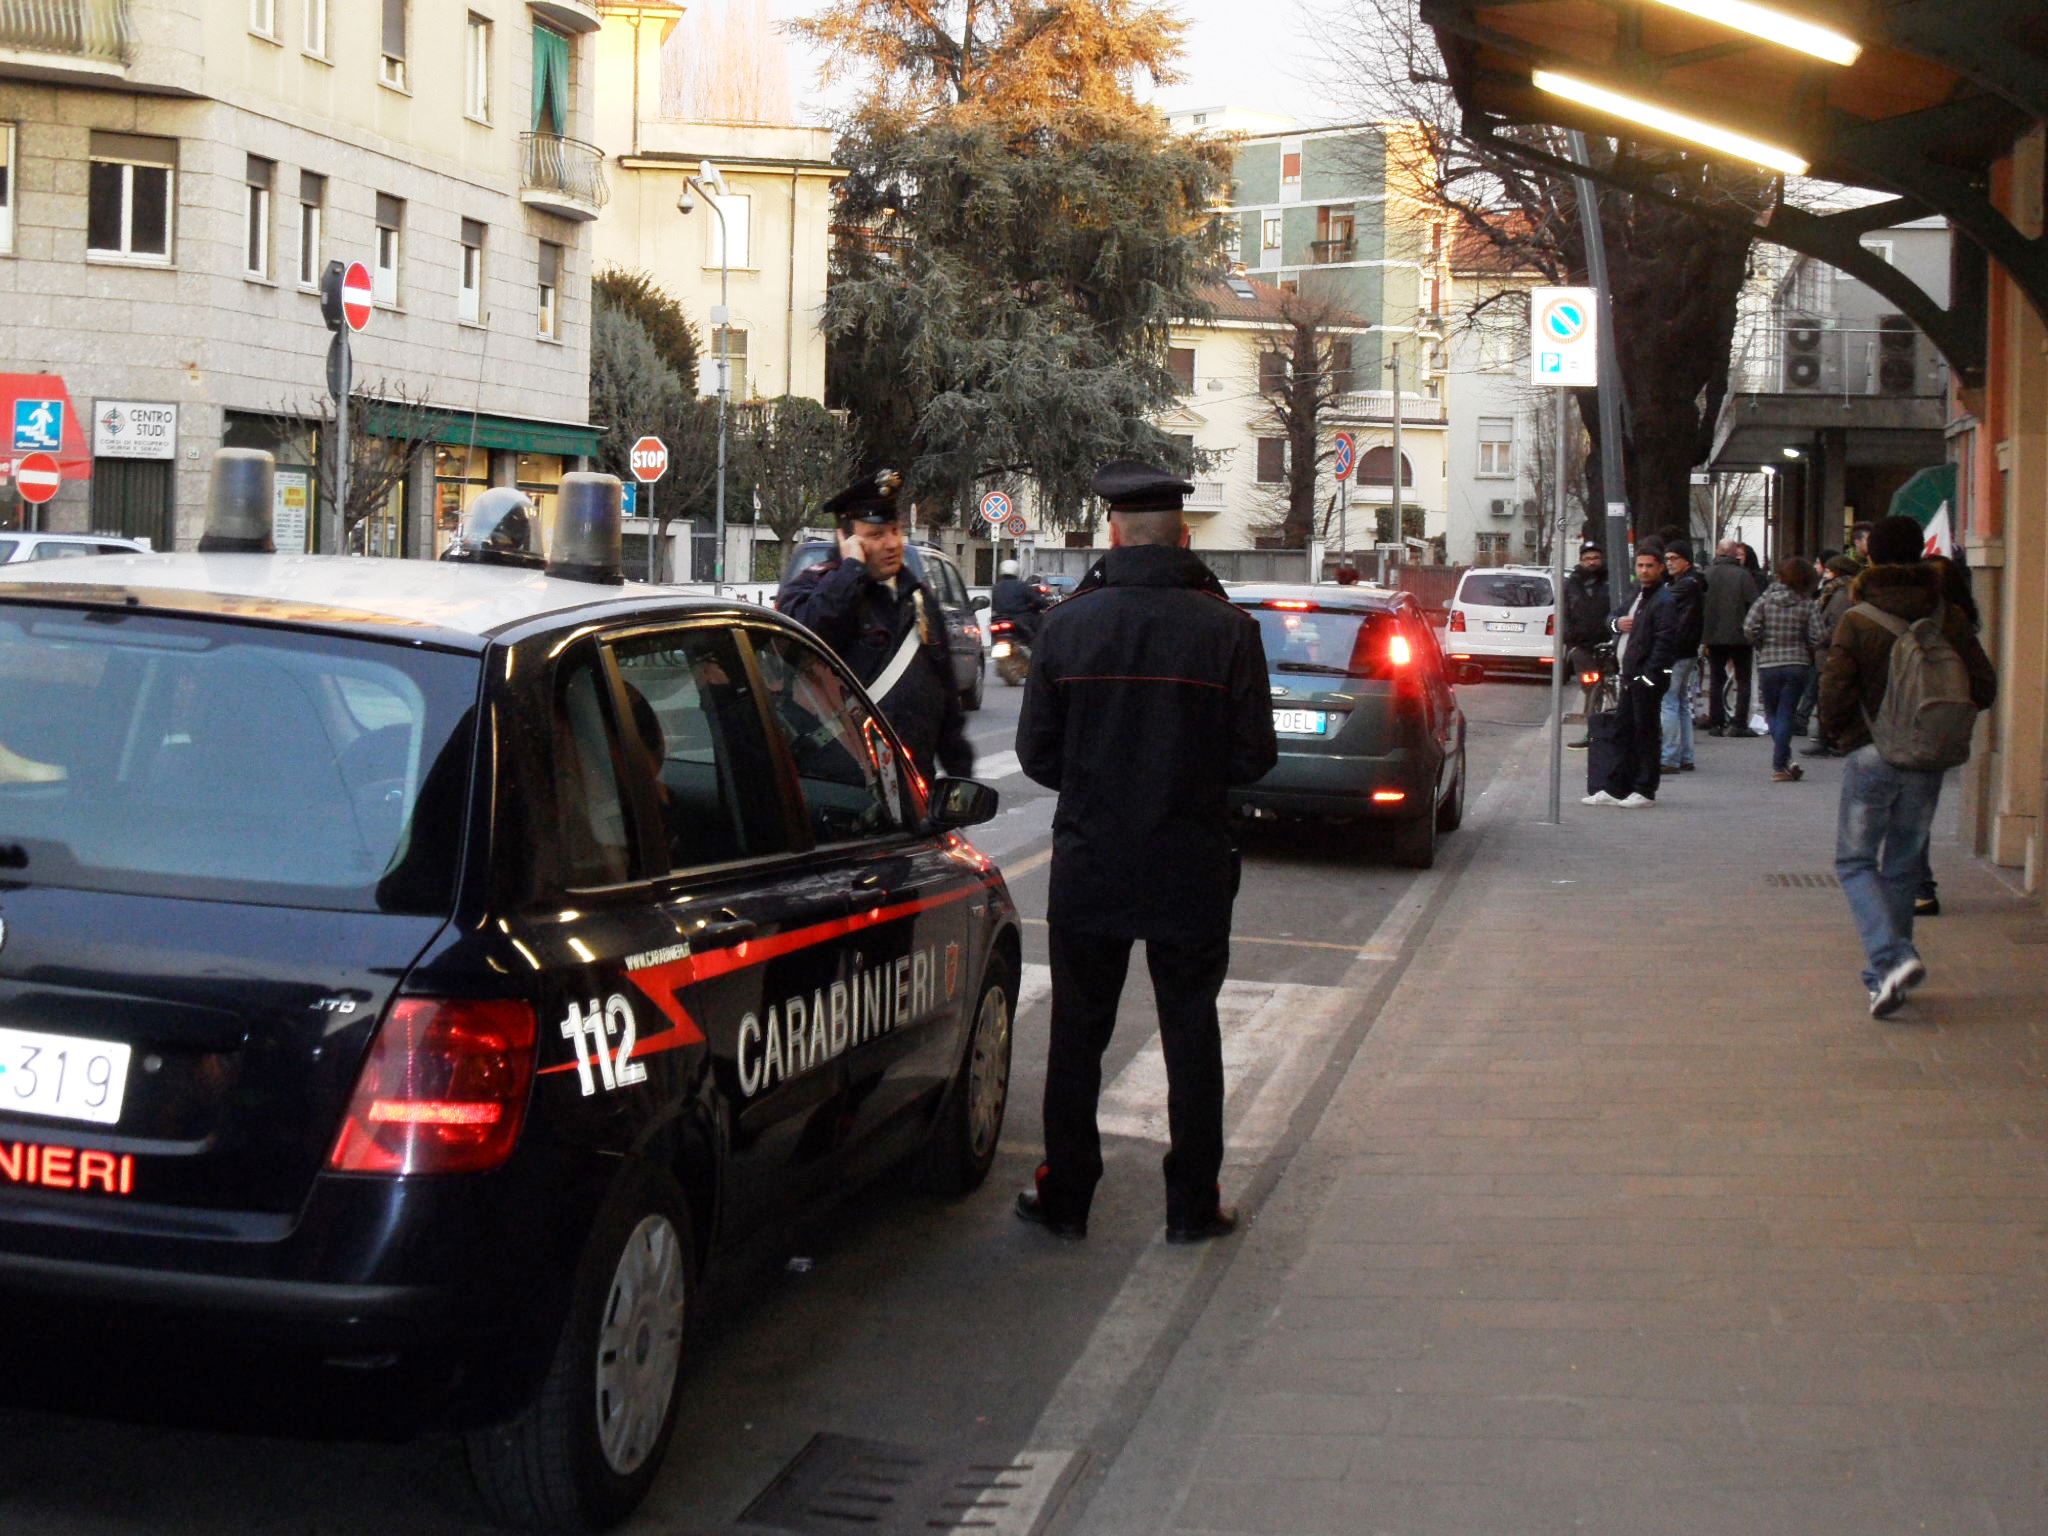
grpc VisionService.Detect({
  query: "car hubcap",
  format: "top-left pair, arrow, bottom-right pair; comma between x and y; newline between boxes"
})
595,1213 -> 686,1477
967,986 -> 1011,1162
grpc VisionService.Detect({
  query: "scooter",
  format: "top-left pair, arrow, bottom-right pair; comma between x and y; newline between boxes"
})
989,618 -> 1031,686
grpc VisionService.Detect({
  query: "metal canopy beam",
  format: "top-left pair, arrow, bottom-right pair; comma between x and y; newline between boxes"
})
1880,0 -> 2048,123
1467,124 -> 1988,383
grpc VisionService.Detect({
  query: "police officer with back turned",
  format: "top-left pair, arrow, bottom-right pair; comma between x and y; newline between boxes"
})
776,467 -> 974,783
1014,459 -> 1278,1244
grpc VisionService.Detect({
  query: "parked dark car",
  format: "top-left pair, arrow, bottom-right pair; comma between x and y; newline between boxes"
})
779,540 -> 987,710
0,528 -> 1018,1531
1229,584 -> 1478,868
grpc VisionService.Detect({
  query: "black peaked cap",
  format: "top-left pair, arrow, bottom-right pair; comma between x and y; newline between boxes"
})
1092,458 -> 1194,513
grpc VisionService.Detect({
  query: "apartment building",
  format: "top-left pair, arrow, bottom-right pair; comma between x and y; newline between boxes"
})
1441,224 -> 1554,566
0,0 -> 602,555
592,5 -> 842,407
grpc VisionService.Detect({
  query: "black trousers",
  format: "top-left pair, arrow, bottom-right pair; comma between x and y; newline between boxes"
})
1705,644 -> 1753,729
1602,679 -> 1667,800
1039,926 -> 1230,1226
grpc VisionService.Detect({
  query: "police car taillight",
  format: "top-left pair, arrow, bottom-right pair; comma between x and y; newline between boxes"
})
328,999 -> 538,1175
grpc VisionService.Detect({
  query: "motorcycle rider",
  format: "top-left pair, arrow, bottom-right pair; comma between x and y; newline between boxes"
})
991,558 -> 1053,643
1561,540 -> 1611,749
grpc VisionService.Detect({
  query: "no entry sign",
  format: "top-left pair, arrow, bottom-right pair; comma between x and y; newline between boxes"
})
630,436 -> 670,483
15,451 -> 61,504
341,261 -> 374,332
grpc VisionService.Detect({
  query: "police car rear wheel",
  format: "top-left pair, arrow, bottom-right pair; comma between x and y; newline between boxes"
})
466,1172 -> 693,1532
1391,804 -> 1437,870
1436,747 -> 1467,832
920,959 -> 1014,1195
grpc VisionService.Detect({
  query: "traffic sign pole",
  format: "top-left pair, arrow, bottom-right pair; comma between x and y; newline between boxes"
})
318,260 -> 372,553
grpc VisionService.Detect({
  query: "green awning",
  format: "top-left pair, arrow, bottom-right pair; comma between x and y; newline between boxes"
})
364,402 -> 598,460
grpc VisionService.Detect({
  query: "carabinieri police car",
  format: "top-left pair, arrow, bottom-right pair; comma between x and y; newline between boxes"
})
0,455 -> 1019,1531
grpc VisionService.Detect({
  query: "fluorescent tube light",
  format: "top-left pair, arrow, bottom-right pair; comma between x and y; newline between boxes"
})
1531,70 -> 1812,175
1644,0 -> 1861,66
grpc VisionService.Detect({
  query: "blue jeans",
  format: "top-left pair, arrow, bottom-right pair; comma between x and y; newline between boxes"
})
1759,664 -> 1811,772
1835,744 -> 1943,991
1660,657 -> 1698,768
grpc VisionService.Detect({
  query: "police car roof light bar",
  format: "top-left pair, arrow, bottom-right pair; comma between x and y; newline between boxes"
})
198,448 -> 277,554
547,473 -> 627,586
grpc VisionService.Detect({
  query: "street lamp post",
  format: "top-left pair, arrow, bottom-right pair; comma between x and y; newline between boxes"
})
679,160 -> 731,590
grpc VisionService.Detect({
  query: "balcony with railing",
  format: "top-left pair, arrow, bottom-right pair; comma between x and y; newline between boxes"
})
1308,238 -> 1356,265
529,0 -> 602,33
0,0 -> 133,81
1183,479 -> 1228,515
520,131 -> 609,221
1329,389 -> 1448,425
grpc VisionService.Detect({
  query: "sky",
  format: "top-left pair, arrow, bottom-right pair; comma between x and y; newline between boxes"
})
764,0 -> 1346,128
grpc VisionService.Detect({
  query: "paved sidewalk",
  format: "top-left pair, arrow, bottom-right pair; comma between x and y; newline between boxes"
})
1085,725 -> 2048,1536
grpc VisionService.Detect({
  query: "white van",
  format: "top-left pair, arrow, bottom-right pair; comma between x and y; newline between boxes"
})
1443,566 -> 1556,676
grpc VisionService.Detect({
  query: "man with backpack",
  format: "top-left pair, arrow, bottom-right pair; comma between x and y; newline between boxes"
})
1818,516 -> 1997,1018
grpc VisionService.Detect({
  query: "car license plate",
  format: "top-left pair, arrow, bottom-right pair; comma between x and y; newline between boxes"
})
1485,621 -> 1524,632
1273,708 -> 1328,736
0,1025 -> 131,1127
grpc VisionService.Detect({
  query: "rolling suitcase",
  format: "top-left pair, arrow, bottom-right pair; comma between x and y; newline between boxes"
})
1586,709 -> 1621,796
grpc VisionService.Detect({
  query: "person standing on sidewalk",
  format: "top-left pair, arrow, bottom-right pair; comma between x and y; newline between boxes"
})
1584,540 -> 1678,808
1561,540 -> 1611,750
1659,540 -> 1707,774
1912,554 -> 1984,919
1743,556 -> 1822,782
1015,459 -> 1278,1244
1819,516 -> 1997,1018
1703,540 -> 1762,737
1799,553 -> 1862,756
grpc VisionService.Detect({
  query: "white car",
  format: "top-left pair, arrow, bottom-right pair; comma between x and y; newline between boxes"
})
1442,566 -> 1557,676
0,531 -> 149,563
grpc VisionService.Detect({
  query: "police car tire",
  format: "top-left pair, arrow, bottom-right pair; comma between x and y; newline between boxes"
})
1392,805 -> 1437,870
465,1169 -> 694,1533
918,957 -> 1015,1197
963,665 -> 984,711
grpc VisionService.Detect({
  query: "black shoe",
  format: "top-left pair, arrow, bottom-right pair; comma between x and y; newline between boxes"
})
1800,742 -> 1838,758
1165,1205 -> 1241,1245
1705,725 -> 1727,737
1679,762 -> 1696,772
1566,737 -> 1591,750
1915,894 -> 1941,917
1015,1191 -> 1086,1240
1726,727 -> 1761,739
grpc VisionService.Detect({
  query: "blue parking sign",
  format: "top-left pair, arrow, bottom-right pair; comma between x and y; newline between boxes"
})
13,398 -> 63,452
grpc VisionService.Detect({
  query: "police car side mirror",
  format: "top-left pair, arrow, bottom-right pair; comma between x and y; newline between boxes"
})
973,596 -> 990,611
928,777 -> 999,830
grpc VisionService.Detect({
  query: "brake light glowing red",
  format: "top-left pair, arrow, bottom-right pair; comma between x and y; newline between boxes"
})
1580,670 -> 1601,686
1448,610 -> 1466,632
1371,790 -> 1407,803
1267,599 -> 1315,611
1389,634 -> 1413,667
329,998 -> 537,1175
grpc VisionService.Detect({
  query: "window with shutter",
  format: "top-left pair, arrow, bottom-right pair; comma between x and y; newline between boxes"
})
1168,347 -> 1195,392
380,0 -> 407,88
1256,439 -> 1286,483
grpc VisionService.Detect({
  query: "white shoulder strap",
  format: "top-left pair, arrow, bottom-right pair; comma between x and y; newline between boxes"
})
868,624 -> 924,703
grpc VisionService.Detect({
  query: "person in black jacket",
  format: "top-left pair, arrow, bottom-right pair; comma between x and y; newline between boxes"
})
1658,539 -> 1707,773
775,468 -> 973,783
1585,539 -> 1680,807
1014,459 -> 1278,1245
990,558 -> 1052,641
1561,541 -> 1610,748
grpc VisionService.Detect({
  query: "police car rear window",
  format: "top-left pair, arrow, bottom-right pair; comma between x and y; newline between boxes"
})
0,608 -> 478,914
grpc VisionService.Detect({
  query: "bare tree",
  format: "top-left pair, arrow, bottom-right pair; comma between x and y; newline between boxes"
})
733,396 -> 858,554
266,380 -> 439,554
1315,0 -> 1764,536
1248,288 -> 1372,548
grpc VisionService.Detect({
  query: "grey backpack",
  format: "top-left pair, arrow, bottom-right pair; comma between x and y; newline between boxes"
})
1853,601 -> 1977,771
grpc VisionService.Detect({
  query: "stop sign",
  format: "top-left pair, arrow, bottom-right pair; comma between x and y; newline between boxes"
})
630,436 -> 669,483
15,451 -> 61,504
341,260 -> 374,332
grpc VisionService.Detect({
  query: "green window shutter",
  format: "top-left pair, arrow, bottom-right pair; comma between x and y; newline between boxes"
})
532,26 -> 569,134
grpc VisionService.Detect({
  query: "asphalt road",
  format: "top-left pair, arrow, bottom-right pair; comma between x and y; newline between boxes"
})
0,674 -> 1555,1536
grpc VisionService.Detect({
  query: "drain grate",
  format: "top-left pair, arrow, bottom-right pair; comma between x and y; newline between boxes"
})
1766,872 -> 1840,889
739,1435 -> 1083,1536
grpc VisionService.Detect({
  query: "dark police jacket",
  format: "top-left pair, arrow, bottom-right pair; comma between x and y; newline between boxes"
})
1665,564 -> 1707,657
1017,546 -> 1278,941
776,556 -> 974,783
